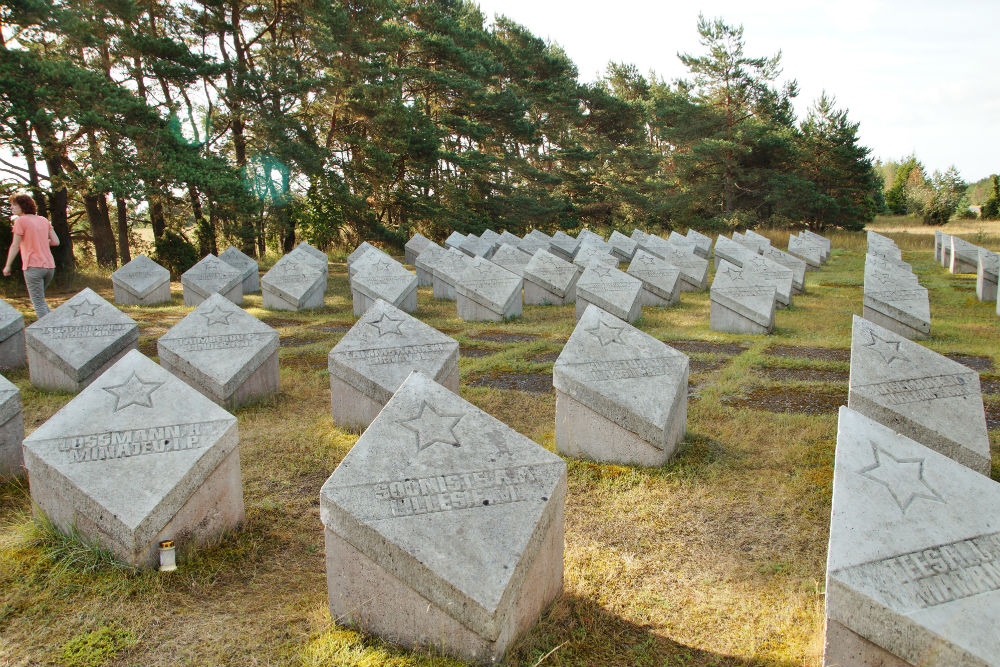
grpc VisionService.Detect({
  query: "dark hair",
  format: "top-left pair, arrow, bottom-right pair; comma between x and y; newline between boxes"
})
9,193 -> 37,215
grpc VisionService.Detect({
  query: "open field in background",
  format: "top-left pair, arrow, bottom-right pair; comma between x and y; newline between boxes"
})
1,222 -> 998,667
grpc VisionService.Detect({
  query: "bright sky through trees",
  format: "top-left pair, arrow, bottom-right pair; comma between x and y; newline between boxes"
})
475,0 -> 999,180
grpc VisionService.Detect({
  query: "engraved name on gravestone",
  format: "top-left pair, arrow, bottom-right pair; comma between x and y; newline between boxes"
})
329,299 -> 458,429
404,233 -> 433,265
351,256 -> 418,316
864,256 -> 918,287
320,371 -> 567,664
455,257 -> 522,322
863,273 -> 930,341
261,253 -> 326,311
554,305 -> 688,466
977,248 -> 999,302
0,374 -> 24,478
608,230 -> 638,262
219,246 -> 260,294
158,293 -> 279,409
800,229 -> 830,259
825,406 -> 1000,667
574,265 -> 643,323
181,254 -> 243,306
23,350 -> 244,568
522,250 -> 580,306
26,288 -> 139,392
0,297 -> 26,370
787,235 -> 823,269
848,316 -> 989,475
111,254 -> 171,306
710,261 -> 776,335
950,236 -> 980,274
742,254 -> 794,308
489,243 -> 533,278
627,249 -> 681,307
413,241 -> 444,286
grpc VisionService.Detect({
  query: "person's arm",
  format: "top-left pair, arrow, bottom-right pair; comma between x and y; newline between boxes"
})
3,234 -> 21,276
48,225 -> 59,246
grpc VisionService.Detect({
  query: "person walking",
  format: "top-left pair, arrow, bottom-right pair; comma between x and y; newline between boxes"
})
3,193 -> 59,317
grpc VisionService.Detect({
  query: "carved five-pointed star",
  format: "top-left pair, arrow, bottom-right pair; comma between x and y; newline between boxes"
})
368,311 -> 404,337
862,329 -> 907,365
201,304 -> 234,326
399,401 -> 464,452
636,255 -> 659,269
536,254 -> 561,269
585,317 -> 626,347
722,266 -> 744,281
469,262 -> 495,279
103,372 -> 165,411
748,257 -> 768,270
589,265 -> 614,278
371,259 -> 395,273
70,298 -> 101,317
856,443 -> 945,514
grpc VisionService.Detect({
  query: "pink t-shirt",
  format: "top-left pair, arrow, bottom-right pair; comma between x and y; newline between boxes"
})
11,214 -> 55,270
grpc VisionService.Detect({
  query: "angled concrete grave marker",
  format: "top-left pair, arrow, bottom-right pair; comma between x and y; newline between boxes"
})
404,233 -> 433,265
787,235 -> 823,269
713,235 -> 757,270
348,245 -> 393,280
949,237 -> 980,274
412,241 -> 444,286
320,371 -> 566,664
848,315 -> 989,475
710,260 -> 776,334
608,230 -> 638,261
292,241 -> 330,271
939,233 -> 953,267
825,406 -> 1000,667
456,257 -> 522,321
517,232 -> 550,256
523,250 -> 579,306
741,254 -> 794,308
157,293 -> 279,409
23,349 -> 243,568
347,242 -> 377,272
181,254 -> 243,306
667,231 -> 700,256
480,228 -> 502,249
554,305 -> 687,466
762,246 -> 806,294
423,248 -> 471,301
112,254 -> 171,306
261,253 -> 326,311
26,288 -> 138,392
977,248 -> 998,302
626,249 -> 681,307
574,264 -> 643,323
635,233 -> 673,260
0,297 -> 26,370
685,228 -> 713,258
549,231 -> 581,262
350,256 -> 417,316
489,243 -> 533,277
219,246 -> 260,294
934,231 -> 944,263
459,234 -> 496,259
743,229 -> 773,254
0,374 -> 24,478
498,230 -> 522,247
661,247 -> 709,292
800,229 -> 830,259
863,272 -> 930,340
329,299 -> 458,429
572,243 -> 619,271
444,231 -> 466,251
577,229 -> 604,245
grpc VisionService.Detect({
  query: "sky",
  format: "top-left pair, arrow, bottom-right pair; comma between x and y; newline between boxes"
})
474,0 -> 1000,182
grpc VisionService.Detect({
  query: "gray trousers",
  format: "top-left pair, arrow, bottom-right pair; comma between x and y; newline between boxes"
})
24,266 -> 55,317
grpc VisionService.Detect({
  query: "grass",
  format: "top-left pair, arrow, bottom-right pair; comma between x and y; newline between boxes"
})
1,222 -> 998,666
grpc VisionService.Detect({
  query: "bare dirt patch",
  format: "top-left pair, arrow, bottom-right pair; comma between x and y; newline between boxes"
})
279,335 -> 322,348
467,372 -> 553,393
987,404 -> 1000,431
723,387 -> 846,415
311,322 -> 351,333
261,317 -> 304,328
689,358 -> 727,373
460,346 -> 495,358
664,340 -> 746,356
531,351 -> 561,363
982,379 -> 1000,396
944,354 -> 994,372
763,345 -> 850,362
758,367 -> 849,383
469,331 -> 541,343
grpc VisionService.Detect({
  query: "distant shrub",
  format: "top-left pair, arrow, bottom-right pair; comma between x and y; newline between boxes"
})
154,229 -> 198,277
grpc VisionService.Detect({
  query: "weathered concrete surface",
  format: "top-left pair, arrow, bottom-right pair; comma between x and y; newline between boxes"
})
445,231 -> 466,251
112,255 -> 172,305
261,253 -> 326,311
429,249 -> 472,302
347,242 -> 377,271
320,371 -> 566,664
518,230 -> 551,256
573,243 -> 619,271
762,246 -> 807,294
0,298 -> 26,370
978,248 -> 999,302
801,229 -> 831,259
608,230 -> 638,261
862,273 -> 930,340
350,257 -> 417,316
459,234 -> 496,259
574,265 -> 643,323
709,261 -> 776,334
549,231 -> 580,262
456,257 -> 523,321
659,247 -> 708,292
788,235 -> 823,269
523,250 -> 579,305
181,254 -> 243,306
489,243 -> 533,278
348,245 -> 393,279
949,237 -> 980,274
414,241 -> 444,286
0,373 -> 24,478
404,233 -> 433,265
685,228 -> 713,258
741,254 -> 794,307
626,249 -> 681,307
713,235 -> 757,270
219,246 -> 260,294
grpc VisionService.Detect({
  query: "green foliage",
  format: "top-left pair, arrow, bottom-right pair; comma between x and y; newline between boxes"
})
982,175 -> 1000,220
59,625 -> 137,667
921,166 -> 966,225
154,229 -> 197,277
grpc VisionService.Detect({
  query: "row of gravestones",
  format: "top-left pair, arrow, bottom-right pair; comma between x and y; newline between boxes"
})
825,313 -> 997,665
863,231 -> 931,340
936,230 -> 1000,311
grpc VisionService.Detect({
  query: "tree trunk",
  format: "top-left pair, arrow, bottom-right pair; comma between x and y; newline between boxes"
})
190,184 -> 216,256
18,120 -> 48,219
116,196 -> 131,263
93,193 -> 117,268
43,157 -> 73,274
150,198 -> 166,238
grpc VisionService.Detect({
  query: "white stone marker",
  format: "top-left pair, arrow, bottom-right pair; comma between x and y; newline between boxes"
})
292,241 -> 330,273
480,229 -> 502,251
523,250 -> 580,306
867,231 -> 901,258
23,349 -> 244,568
157,293 -> 279,409
261,253 -> 326,311
710,261 -> 776,334
404,233 -> 433,265
456,257 -> 522,321
574,265 -> 643,323
743,229 -> 773,254
863,273 -> 930,340
412,241 -> 443,286
111,254 -> 171,306
517,232 -> 550,256
848,315 -> 990,475
351,257 -> 418,316
864,257 -> 918,287
329,299 -> 459,429
741,254 -> 794,308
0,374 -> 24,478
219,246 -> 260,294
627,249 -> 682,307
320,371 -> 566,664
635,232 -> 673,260
26,288 -> 139,392
787,235 -> 823,269
685,228 -> 713,258
549,231 -> 580,262
577,229 -> 604,245
347,242 -> 377,273
608,230 -> 638,261
713,235 -> 757,270
554,305 -> 687,466
498,230 -> 522,248
939,233 -> 953,267
825,405 -> 1000,667
489,243 -> 533,277
459,234 -> 496,259
977,248 -> 999,302
949,236 -> 980,274
572,243 -> 619,271
0,297 -> 26,370
425,248 -> 471,301
661,247 -> 709,292
933,231 -> 944,263
762,246 -> 807,294
444,231 -> 466,251
801,229 -> 830,259
667,231 -> 700,256
181,254 -> 243,306
348,245 -> 393,280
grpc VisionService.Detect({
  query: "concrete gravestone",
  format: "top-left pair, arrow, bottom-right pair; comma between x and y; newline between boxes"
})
498,230 -> 522,248
938,233 -> 953,268
661,247 -> 709,292
413,242 -> 444,287
348,245 -> 393,279
459,234 -> 496,259
824,406 -> 1000,667
261,253 -> 326,311
404,233 -> 433,265
574,265 -> 643,323
572,243 -> 619,270
608,230 -> 638,262
685,228 -> 713,258
219,246 -> 260,294
863,272 -> 930,341
522,250 -> 579,306
347,242 -> 377,274
713,235 -> 757,270
626,249 -> 681,307
934,231 -> 944,264
444,231 -> 466,251
489,243 -> 533,278
848,315 -> 989,475
157,293 -> 280,409
26,288 -> 139,392
978,248 -> 998,302
949,237 -> 979,274
787,235 -> 823,269
111,254 -> 171,306
742,254 -> 794,308
22,350 -> 244,568
292,241 -> 330,273
667,231 -> 700,256
554,305 -> 688,466
428,248 -> 471,301
181,254 -> 243,306
762,246 -> 807,294
320,371 -> 566,663
0,374 -> 24,478
329,299 -> 459,430
801,229 -> 830,259
548,231 -> 580,262
710,261 -> 776,334
0,297 -> 26,370
518,230 -> 551,256
350,257 -> 418,316
456,257 -> 522,321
